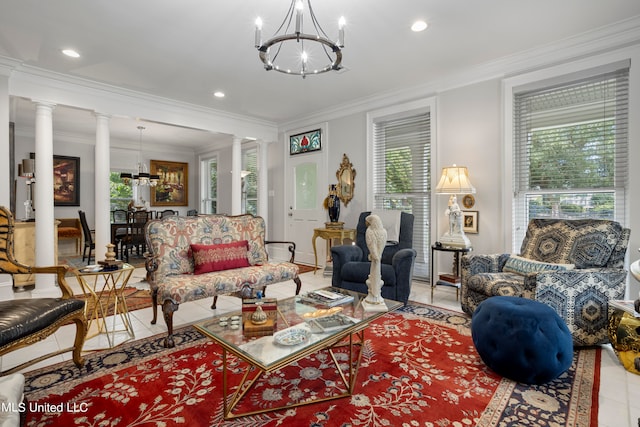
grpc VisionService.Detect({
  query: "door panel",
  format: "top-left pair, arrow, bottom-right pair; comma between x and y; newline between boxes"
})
286,151 -> 326,266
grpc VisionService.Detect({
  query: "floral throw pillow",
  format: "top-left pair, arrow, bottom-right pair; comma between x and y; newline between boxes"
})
191,240 -> 250,275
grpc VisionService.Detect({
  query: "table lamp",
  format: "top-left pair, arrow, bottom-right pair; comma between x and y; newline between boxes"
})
435,165 -> 475,248
21,158 -> 36,221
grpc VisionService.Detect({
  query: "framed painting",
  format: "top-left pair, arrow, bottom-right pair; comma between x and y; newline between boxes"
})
463,211 -> 478,234
150,160 -> 188,206
53,155 -> 80,206
290,129 -> 321,155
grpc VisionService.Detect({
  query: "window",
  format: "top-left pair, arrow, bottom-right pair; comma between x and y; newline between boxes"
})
109,171 -> 133,210
512,66 -> 629,247
242,148 -> 258,215
202,156 -> 218,214
371,109 -> 431,278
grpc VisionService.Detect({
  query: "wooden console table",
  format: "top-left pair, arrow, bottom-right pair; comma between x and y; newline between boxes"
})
312,227 -> 356,274
13,220 -> 59,289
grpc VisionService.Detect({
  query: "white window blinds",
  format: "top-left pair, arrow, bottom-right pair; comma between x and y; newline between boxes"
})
512,66 -> 629,248
372,112 -> 431,278
242,148 -> 258,215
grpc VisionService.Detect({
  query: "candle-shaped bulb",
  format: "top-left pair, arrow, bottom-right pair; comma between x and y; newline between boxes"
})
295,0 -> 303,33
255,17 -> 263,47
338,16 -> 346,47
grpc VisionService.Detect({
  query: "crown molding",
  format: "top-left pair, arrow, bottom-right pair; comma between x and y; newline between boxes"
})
0,57 -> 21,77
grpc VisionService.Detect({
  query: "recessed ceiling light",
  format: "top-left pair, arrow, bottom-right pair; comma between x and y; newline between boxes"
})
213,91 -> 225,98
411,21 -> 428,32
62,49 -> 80,58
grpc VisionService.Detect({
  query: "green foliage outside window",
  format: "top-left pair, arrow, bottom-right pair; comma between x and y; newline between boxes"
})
525,120 -> 616,221
382,146 -> 413,212
110,172 -> 133,210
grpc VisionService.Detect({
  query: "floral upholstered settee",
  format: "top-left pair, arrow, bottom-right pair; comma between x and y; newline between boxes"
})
461,219 -> 630,346
145,214 -> 301,347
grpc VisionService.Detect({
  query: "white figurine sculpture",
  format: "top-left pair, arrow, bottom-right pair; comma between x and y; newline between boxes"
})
363,214 -> 388,311
440,194 -> 471,248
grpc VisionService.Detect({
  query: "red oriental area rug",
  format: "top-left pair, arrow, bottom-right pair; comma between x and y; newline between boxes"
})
23,304 -> 599,426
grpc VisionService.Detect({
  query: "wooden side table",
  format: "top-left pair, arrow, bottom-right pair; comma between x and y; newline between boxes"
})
430,245 -> 472,302
312,227 -> 356,275
74,263 -> 136,350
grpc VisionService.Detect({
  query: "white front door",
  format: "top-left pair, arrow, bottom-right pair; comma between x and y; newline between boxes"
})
285,129 -> 327,266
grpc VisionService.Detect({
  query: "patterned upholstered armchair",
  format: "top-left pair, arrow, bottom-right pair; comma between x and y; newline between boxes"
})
461,219 -> 630,346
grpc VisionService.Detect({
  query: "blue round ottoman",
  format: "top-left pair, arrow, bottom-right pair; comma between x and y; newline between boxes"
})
471,296 -> 573,384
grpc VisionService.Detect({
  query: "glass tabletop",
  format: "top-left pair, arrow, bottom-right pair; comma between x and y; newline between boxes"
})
75,263 -> 135,275
194,287 -> 402,371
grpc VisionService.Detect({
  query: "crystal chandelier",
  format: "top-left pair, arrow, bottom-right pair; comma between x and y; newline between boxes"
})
120,126 -> 159,187
254,0 -> 345,78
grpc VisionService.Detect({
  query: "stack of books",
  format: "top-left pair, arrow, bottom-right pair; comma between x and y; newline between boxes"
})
438,273 -> 460,283
299,289 -> 354,308
306,313 -> 355,333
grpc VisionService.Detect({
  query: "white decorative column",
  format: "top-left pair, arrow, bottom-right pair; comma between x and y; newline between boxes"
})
231,137 -> 242,215
32,101 -> 58,296
256,140 -> 270,226
94,113 -> 111,260
0,74 -> 9,209
0,73 -> 11,296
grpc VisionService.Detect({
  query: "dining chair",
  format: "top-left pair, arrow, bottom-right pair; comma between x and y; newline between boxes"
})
158,209 -> 177,218
120,210 -> 149,261
111,209 -> 129,255
78,210 -> 95,264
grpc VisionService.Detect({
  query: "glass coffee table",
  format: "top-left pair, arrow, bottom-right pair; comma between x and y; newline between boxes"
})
194,287 -> 402,420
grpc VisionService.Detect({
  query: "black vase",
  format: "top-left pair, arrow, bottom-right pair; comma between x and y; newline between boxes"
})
327,185 -> 340,222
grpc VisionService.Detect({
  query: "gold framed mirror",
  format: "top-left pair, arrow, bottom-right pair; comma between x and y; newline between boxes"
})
336,153 -> 356,206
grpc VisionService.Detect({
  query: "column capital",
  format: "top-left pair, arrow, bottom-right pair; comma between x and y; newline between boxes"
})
94,112 -> 112,120
31,99 -> 57,109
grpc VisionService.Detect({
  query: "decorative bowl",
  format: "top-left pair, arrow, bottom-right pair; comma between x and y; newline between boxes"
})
274,328 -> 311,346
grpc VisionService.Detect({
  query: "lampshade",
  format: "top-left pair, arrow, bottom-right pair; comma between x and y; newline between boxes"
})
435,165 -> 476,194
22,159 -> 35,176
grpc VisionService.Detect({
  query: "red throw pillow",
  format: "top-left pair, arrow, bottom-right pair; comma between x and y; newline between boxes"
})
191,241 -> 250,274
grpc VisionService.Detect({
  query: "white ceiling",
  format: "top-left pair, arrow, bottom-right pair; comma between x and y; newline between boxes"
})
3,0 -> 640,148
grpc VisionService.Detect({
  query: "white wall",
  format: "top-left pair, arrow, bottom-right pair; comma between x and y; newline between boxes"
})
436,79 -> 503,256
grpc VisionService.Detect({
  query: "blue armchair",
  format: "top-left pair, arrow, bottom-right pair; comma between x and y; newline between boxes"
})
331,211 -> 416,304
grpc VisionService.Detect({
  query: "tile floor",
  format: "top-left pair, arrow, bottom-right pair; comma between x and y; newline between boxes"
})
2,268 -> 639,426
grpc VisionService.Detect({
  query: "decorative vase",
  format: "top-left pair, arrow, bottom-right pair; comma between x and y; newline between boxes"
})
251,304 -> 268,325
105,244 -> 117,262
325,184 -> 340,223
